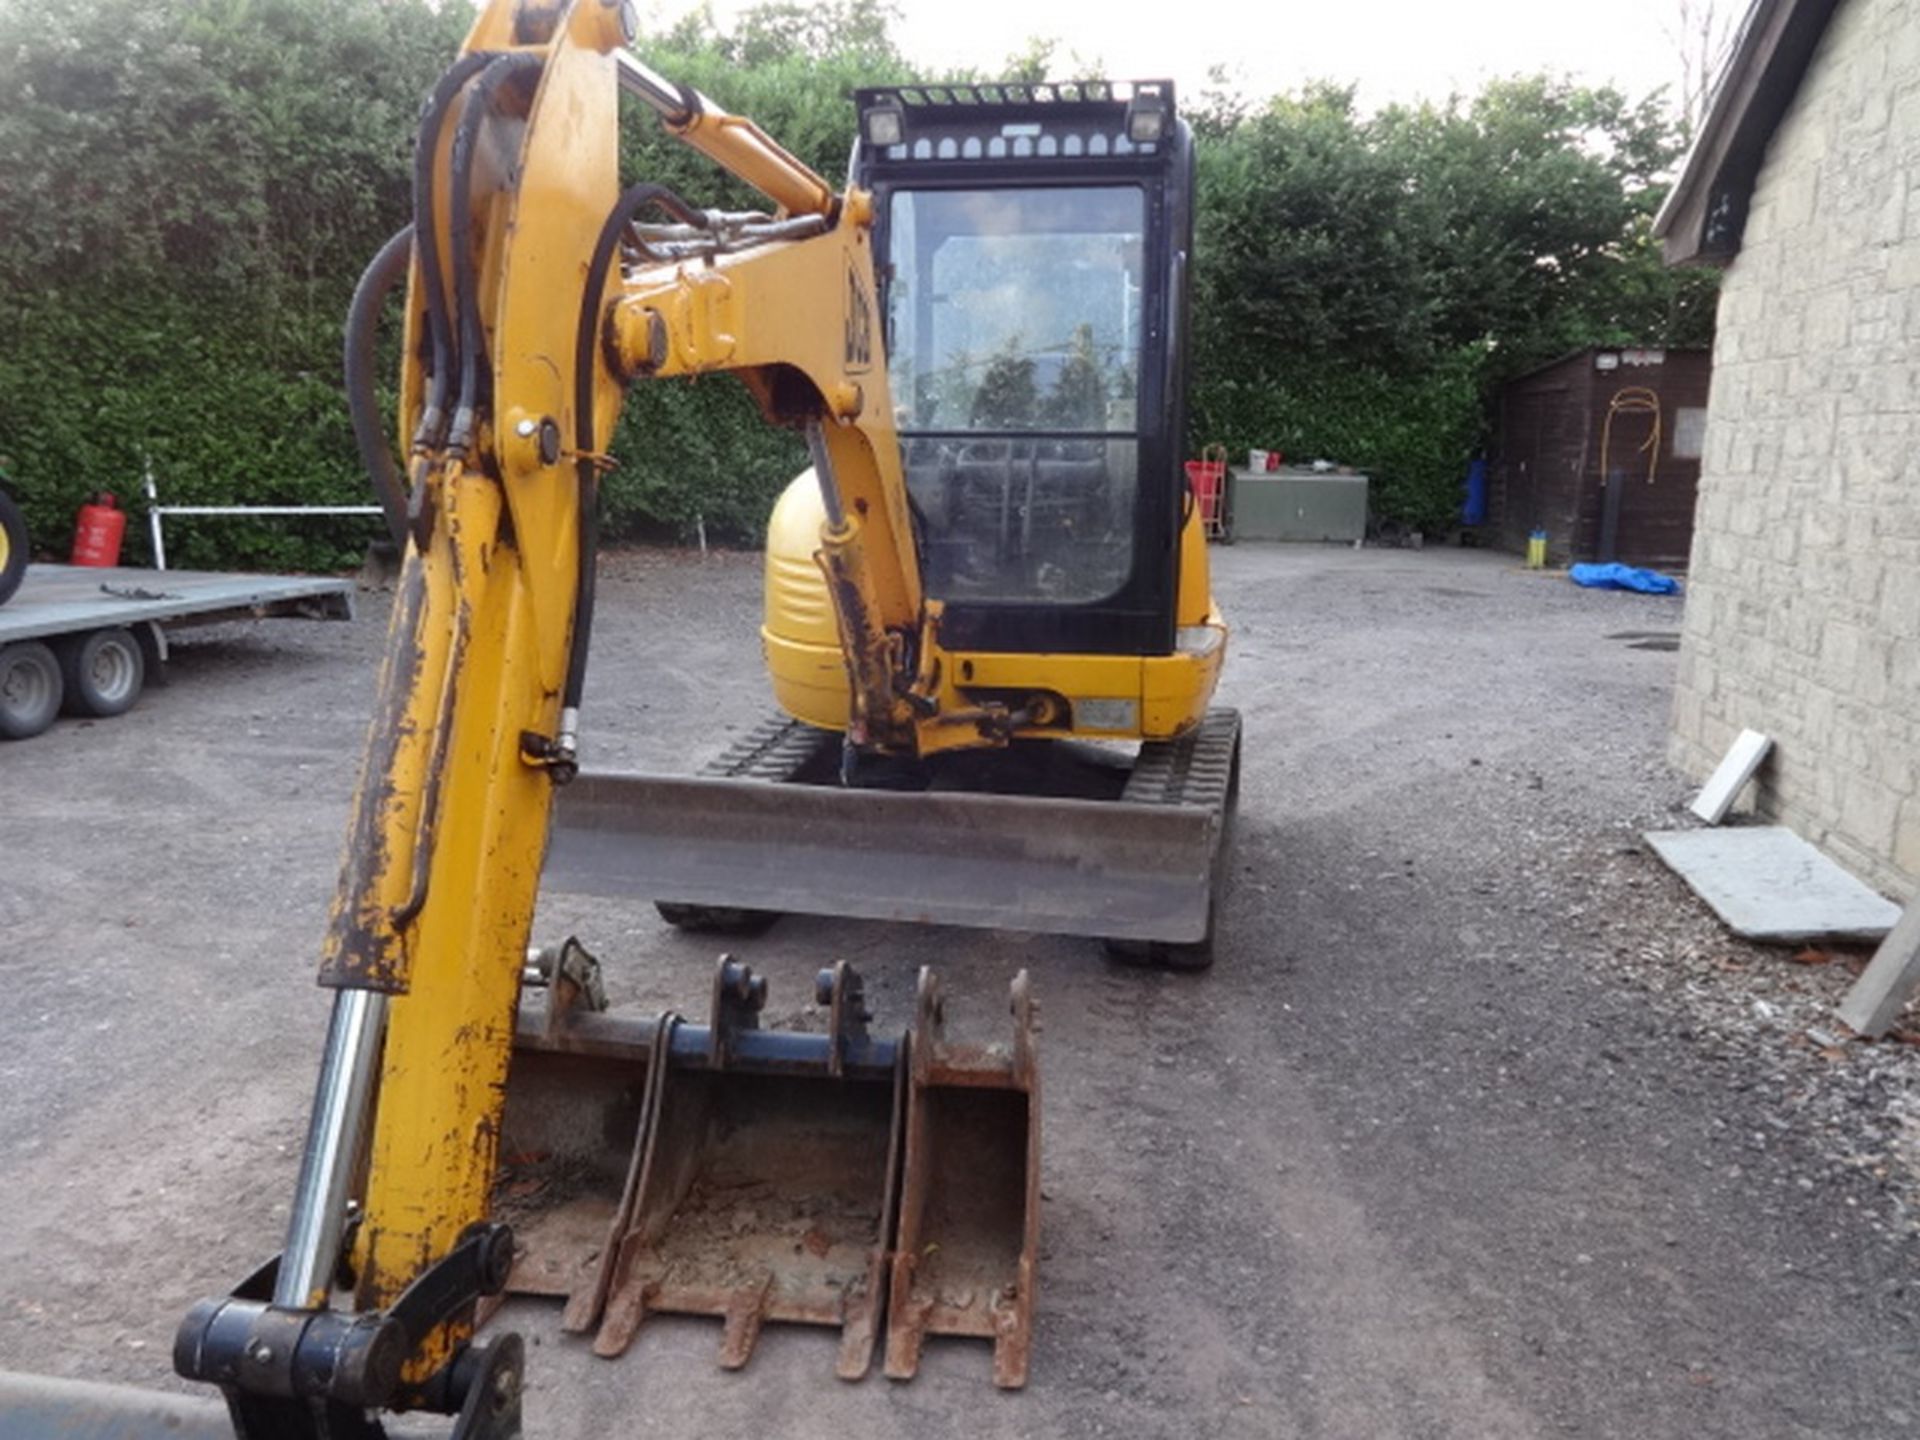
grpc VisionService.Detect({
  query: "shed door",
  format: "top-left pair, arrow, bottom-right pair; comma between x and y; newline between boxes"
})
1596,392 -> 1697,569
1501,388 -> 1570,555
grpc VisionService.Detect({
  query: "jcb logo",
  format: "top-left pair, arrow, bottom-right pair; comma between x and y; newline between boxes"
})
844,260 -> 874,374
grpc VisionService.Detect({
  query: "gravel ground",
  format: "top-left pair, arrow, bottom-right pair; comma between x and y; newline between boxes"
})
1,542 -> 1917,1438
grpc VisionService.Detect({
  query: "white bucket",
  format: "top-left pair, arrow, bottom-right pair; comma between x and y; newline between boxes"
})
1247,448 -> 1269,471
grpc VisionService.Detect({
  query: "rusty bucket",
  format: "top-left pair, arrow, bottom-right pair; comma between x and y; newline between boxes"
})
885,968 -> 1040,1389
590,961 -> 903,1377
493,939 -> 670,1332
491,950 -> 1037,1385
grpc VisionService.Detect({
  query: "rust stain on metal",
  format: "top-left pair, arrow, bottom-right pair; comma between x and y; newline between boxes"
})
482,960 -> 1039,1386
817,547 -> 875,720
884,967 -> 1039,1389
590,1012 -> 901,1379
320,559 -> 430,993
387,584 -> 476,932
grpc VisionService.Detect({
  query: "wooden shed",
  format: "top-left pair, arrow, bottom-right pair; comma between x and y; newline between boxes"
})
1489,346 -> 1712,569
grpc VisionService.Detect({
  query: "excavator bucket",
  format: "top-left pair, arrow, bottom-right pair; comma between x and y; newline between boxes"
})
886,969 -> 1040,1389
492,951 -> 1011,1383
494,939 -> 671,1331
591,961 -> 902,1377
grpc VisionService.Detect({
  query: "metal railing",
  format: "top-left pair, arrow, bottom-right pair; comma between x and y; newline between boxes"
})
143,466 -> 382,571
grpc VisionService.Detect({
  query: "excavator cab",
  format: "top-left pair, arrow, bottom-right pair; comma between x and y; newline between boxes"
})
866,83 -> 1189,653
763,81 -> 1223,737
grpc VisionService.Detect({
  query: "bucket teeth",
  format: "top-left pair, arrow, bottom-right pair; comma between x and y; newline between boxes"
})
493,939 -> 669,1331
494,954 -> 1035,1384
718,1276 -> 774,1368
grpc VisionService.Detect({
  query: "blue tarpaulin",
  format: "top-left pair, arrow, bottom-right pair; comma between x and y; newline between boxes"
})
1568,562 -> 1682,595
1461,458 -> 1488,525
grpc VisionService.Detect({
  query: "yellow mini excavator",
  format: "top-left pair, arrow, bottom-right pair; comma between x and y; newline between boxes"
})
0,1 -> 1234,1433
542,69 -> 1241,970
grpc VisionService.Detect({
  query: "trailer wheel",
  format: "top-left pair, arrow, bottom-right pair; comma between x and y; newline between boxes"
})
0,642 -> 64,739
0,489 -> 27,607
58,627 -> 145,718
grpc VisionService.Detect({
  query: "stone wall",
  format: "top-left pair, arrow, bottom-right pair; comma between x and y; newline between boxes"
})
1672,0 -> 1920,899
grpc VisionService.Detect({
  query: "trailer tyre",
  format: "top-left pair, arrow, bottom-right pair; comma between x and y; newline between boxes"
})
0,642 -> 64,739
58,627 -> 145,718
0,489 -> 27,607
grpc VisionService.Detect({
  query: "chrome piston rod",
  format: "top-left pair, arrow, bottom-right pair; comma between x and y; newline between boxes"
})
272,987 -> 389,1310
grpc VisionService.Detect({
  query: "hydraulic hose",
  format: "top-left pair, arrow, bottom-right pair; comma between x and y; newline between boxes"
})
560,182 -> 705,746
343,224 -> 416,550
446,52 -> 546,456
410,50 -> 499,453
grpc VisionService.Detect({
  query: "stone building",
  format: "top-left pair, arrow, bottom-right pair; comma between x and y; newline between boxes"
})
1654,0 -> 1919,897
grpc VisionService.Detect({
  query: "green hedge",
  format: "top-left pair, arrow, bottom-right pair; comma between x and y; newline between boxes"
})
1193,348 -> 1488,535
0,0 -> 1713,570
1,293 -> 377,569
603,380 -> 809,544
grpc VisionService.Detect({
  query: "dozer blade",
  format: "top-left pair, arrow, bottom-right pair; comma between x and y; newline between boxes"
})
886,968 -> 1040,1390
547,771 -> 1219,943
0,1372 -> 231,1440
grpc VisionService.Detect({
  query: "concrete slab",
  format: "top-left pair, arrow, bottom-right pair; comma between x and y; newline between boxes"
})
1837,898 -> 1920,1038
1690,727 -> 1772,824
1645,826 -> 1902,944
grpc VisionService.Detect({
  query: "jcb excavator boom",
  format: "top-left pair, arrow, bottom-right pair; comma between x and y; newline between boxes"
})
0,4 -> 1043,1437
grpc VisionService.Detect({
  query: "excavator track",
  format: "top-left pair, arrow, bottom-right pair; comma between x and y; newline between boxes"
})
702,713 -> 836,782
1107,708 -> 1243,969
1124,706 -> 1243,809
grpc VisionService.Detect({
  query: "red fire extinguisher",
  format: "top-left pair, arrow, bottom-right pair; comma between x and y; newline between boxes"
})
71,491 -> 127,568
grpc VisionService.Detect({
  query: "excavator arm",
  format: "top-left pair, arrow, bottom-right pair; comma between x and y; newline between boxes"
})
590,105 -> 934,754
156,4 -> 1038,1438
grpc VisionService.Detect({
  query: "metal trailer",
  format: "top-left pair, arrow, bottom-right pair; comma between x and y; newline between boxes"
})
0,563 -> 355,741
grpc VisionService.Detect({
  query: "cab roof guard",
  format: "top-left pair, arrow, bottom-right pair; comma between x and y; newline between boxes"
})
857,79 -> 1175,112
855,80 -> 1179,159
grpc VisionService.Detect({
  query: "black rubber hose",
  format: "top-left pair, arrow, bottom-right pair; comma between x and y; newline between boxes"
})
563,182 -> 705,715
343,224 -> 416,550
446,52 -> 545,455
410,50 -> 498,453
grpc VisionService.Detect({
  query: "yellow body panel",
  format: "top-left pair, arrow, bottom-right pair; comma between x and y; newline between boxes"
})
762,473 -> 1226,742
1177,492 -> 1214,627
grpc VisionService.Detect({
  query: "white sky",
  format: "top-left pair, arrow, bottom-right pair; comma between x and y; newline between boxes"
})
641,0 -> 1730,112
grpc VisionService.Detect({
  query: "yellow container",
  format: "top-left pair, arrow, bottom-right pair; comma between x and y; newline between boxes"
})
1525,529 -> 1548,570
